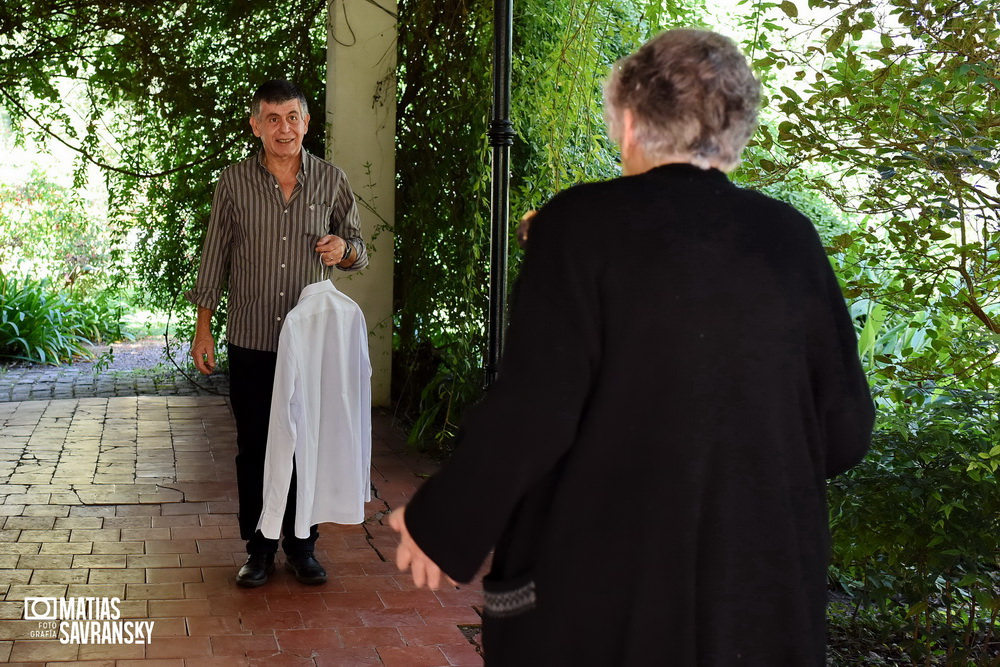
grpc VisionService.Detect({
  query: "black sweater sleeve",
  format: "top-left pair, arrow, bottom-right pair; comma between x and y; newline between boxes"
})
403,193 -> 603,583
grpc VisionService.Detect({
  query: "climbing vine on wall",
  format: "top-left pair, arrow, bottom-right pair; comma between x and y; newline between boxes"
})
393,0 -> 704,449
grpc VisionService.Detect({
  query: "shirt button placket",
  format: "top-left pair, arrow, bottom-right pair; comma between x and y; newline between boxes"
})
280,207 -> 289,270
277,205 -> 290,327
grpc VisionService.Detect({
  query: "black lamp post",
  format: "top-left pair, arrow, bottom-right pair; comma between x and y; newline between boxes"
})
486,0 -> 515,386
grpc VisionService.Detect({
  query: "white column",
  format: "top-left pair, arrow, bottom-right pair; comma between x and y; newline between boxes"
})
326,0 -> 397,406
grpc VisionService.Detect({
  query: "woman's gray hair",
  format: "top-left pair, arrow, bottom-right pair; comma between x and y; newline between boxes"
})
604,29 -> 761,172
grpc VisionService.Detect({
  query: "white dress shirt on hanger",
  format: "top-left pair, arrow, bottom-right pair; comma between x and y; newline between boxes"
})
257,279 -> 372,539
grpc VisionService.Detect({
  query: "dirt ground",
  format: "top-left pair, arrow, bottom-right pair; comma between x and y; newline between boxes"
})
79,336 -> 192,372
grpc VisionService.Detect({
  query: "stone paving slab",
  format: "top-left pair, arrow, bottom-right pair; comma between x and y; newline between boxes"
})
0,390 -> 485,665
0,365 -> 229,403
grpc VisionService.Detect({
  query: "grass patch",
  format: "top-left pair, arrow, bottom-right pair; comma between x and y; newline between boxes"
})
120,309 -> 170,339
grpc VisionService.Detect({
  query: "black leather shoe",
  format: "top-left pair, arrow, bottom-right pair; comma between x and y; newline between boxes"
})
236,553 -> 274,588
285,553 -> 327,585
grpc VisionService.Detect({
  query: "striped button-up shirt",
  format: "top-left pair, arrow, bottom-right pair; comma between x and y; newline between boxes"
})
186,149 -> 368,352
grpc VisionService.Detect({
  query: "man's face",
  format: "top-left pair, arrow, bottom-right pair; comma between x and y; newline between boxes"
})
249,99 -> 310,161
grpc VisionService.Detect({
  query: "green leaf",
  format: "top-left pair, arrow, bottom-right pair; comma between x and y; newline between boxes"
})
857,303 -> 887,361
779,86 -> 803,103
826,27 -> 846,53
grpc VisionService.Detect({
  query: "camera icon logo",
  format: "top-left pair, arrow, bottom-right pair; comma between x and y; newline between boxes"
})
24,597 -> 58,621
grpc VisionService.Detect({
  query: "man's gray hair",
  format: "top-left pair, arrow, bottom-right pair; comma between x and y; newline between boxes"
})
251,80 -> 309,118
604,29 -> 761,172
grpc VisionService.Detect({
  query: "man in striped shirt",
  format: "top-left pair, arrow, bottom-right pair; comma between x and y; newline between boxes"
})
186,80 -> 368,588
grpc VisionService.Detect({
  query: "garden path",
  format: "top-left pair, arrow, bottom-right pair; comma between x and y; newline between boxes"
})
0,338 -> 228,403
0,339 -> 485,666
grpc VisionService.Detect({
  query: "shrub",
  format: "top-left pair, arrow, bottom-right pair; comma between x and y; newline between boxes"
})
828,392 -> 1000,664
0,171 -> 111,286
0,271 -> 124,364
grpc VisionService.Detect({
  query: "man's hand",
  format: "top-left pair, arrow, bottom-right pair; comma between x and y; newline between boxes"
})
388,506 -> 454,590
191,307 -> 216,375
191,334 -> 216,374
315,234 -> 348,267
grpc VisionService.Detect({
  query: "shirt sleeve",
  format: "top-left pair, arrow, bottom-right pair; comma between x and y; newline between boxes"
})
258,324 -> 301,539
331,172 -> 369,272
185,173 -> 234,311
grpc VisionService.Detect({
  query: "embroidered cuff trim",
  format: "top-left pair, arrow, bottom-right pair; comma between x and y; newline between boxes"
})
483,580 -> 537,618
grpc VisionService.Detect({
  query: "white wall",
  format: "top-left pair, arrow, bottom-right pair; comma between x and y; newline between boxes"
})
326,0 -> 397,406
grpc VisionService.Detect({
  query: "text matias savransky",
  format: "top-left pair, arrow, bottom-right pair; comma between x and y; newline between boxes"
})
24,597 -> 155,645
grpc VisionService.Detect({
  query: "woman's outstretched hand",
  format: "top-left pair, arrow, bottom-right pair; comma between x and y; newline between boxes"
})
388,505 -> 456,590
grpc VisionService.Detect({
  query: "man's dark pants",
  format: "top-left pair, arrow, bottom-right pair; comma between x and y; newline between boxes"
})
228,344 -> 318,556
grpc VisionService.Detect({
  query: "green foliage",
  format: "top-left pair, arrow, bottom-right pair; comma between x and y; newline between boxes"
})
0,167 -> 128,363
0,169 -> 110,287
0,271 -> 123,364
828,394 -> 1000,664
0,0 -> 330,346
393,0 -> 495,447
741,0 -> 1000,395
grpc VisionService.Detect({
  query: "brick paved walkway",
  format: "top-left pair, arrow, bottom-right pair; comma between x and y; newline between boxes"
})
0,364 -> 230,403
0,365 -> 485,666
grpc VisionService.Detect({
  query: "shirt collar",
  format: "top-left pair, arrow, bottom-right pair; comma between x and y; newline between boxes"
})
254,148 -> 313,177
299,149 -> 314,175
298,279 -> 338,301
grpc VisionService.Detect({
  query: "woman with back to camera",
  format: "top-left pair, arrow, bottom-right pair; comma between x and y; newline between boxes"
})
390,28 -> 874,666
